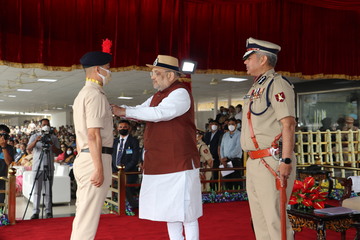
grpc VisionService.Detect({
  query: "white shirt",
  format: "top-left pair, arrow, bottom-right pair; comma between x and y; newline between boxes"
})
116,135 -> 129,160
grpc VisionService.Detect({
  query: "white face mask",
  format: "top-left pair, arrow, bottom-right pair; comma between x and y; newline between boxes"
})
228,125 -> 236,132
211,125 -> 218,131
237,123 -> 241,129
41,125 -> 50,132
66,150 -> 72,155
98,67 -> 112,85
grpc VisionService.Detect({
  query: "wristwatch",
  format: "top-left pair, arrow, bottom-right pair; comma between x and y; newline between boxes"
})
280,158 -> 292,164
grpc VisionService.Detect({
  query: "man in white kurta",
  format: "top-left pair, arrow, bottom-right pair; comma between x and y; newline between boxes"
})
112,55 -> 202,240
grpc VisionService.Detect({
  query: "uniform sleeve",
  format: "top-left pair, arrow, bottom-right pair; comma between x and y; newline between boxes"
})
125,88 -> 191,122
85,92 -> 109,128
201,145 -> 213,162
271,77 -> 295,121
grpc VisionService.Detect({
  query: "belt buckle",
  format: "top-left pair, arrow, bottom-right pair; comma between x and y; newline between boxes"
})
269,147 -> 280,161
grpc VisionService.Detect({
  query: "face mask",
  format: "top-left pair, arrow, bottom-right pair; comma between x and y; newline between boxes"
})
237,123 -> 241,129
98,67 -> 112,85
228,125 -> 236,132
119,129 -> 129,136
211,125 -> 218,131
42,125 -> 50,132
66,150 -> 72,155
222,111 -> 227,115
16,148 -> 21,153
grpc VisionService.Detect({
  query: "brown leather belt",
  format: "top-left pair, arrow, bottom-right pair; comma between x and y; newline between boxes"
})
248,148 -> 273,159
81,147 -> 113,155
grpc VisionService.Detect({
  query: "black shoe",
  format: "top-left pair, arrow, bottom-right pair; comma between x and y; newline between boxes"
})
46,213 -> 53,219
30,214 -> 39,219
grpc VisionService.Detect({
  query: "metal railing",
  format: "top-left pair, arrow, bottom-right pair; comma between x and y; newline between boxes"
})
105,166 -> 246,215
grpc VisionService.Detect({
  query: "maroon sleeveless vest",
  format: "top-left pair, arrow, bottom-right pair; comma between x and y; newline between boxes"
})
143,81 -> 200,174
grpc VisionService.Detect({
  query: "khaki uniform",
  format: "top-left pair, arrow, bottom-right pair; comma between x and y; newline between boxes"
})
241,69 -> 296,240
71,81 -> 113,240
197,139 -> 213,191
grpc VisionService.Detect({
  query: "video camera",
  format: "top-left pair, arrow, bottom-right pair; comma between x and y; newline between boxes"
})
40,126 -> 54,148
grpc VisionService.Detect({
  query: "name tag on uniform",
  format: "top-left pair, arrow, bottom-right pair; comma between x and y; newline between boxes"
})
126,149 -> 133,154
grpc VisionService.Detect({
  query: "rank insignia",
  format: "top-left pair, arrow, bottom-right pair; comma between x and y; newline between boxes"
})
257,76 -> 267,84
275,92 -> 286,102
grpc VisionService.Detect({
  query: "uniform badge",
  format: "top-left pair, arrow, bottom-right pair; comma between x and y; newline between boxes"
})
275,92 -> 286,102
257,76 -> 267,84
153,58 -> 158,66
203,149 -> 209,154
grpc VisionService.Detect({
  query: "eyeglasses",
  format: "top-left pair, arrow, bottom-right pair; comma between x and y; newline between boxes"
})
149,70 -> 172,77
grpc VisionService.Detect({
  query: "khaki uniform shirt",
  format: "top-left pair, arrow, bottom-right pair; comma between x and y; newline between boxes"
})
241,69 -> 295,151
73,81 -> 113,150
197,139 -> 213,167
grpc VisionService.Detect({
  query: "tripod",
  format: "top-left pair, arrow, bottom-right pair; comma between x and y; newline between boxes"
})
22,143 -> 53,220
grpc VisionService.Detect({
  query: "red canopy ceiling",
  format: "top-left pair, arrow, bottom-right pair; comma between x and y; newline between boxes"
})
0,0 -> 359,79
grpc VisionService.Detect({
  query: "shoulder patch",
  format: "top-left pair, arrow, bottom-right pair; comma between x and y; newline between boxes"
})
275,92 -> 286,102
203,149 -> 209,154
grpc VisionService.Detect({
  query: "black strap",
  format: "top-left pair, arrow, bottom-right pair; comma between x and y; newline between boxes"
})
81,147 -> 113,155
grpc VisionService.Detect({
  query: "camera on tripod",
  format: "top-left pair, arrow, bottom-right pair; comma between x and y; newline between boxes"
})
40,126 -> 54,149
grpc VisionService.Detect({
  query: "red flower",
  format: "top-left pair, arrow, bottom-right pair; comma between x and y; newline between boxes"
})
289,177 -> 327,209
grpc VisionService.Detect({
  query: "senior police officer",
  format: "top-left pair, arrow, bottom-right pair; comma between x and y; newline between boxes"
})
70,48 -> 114,240
241,37 -> 296,240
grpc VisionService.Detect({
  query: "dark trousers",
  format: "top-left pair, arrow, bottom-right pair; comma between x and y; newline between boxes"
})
223,158 -> 244,190
210,159 -> 220,190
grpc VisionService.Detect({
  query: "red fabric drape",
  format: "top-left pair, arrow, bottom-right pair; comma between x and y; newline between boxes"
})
0,0 -> 359,79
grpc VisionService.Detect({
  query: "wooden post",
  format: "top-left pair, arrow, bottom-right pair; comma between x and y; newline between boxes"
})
8,168 -> 16,225
117,165 -> 126,215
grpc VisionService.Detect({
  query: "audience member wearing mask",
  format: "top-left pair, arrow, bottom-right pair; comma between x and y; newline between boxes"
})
14,143 -> 27,163
111,120 -> 140,209
203,120 -> 223,189
219,118 -> 243,189
64,146 -> 76,164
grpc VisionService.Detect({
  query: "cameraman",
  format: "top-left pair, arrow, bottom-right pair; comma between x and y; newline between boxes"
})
27,118 -> 61,219
0,124 -> 14,209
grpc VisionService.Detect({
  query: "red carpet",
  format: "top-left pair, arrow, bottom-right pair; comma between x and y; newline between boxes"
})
0,201 -> 356,239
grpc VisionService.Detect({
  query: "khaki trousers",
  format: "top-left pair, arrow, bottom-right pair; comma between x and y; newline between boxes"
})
246,155 -> 296,240
70,153 -> 112,240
